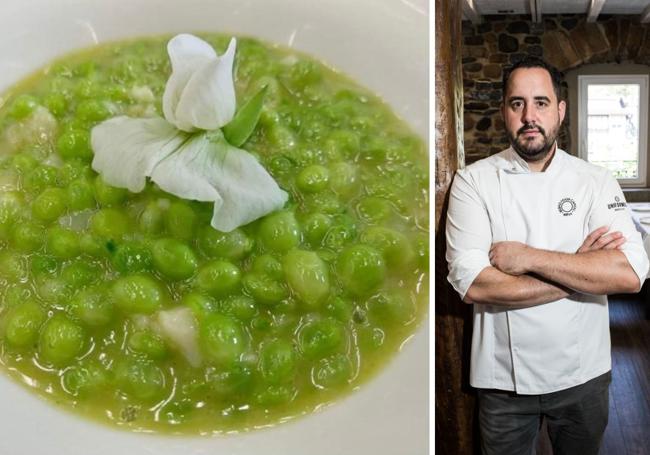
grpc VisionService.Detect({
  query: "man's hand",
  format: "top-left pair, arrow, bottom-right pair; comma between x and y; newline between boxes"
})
577,226 -> 625,253
489,241 -> 531,275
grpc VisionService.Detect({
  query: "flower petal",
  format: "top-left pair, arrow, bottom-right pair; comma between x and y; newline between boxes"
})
173,38 -> 237,132
150,132 -> 288,232
162,34 -> 217,129
90,116 -> 187,192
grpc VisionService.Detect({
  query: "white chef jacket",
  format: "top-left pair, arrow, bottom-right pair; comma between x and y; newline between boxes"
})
446,146 -> 649,395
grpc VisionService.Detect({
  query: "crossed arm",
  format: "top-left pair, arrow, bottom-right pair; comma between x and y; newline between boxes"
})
464,226 -> 640,307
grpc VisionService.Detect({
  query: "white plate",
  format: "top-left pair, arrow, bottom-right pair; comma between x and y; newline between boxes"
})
0,1 -> 429,455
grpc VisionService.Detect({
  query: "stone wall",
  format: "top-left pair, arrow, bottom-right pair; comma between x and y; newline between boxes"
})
462,15 -> 650,164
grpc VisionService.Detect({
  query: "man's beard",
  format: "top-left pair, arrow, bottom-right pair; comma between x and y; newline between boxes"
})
508,122 -> 559,162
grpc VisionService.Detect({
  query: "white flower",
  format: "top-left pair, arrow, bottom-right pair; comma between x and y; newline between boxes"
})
90,34 -> 287,232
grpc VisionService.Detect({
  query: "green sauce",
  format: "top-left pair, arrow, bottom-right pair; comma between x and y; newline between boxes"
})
0,33 -> 429,434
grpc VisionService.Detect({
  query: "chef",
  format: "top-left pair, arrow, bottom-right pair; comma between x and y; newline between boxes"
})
445,56 -> 649,455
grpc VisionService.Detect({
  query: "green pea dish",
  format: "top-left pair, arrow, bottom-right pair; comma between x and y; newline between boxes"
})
0,33 -> 429,434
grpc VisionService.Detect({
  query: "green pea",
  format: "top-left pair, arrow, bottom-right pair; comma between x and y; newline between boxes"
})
2,285 -> 32,308
303,191 -> 342,215
195,260 -> 241,296
324,130 -> 360,160
61,260 -> 101,287
79,232 -> 108,257
57,129 -> 92,160
32,187 -> 67,222
297,318 -> 346,359
115,358 -> 166,401
138,201 -> 165,234
36,276 -> 71,305
324,296 -> 354,323
0,191 -> 23,237
0,251 -> 28,282
197,226 -> 254,260
282,249 -> 330,309
75,99 -> 110,122
206,362 -> 254,398
328,162 -> 358,199
259,211 -> 301,253
164,202 -> 196,241
259,339 -> 296,384
296,165 -> 329,193
322,215 -> 357,250
11,153 -> 38,173
151,238 -> 198,280
336,244 -> 386,296
9,94 -> 39,119
61,361 -> 108,397
357,197 -> 392,223
2,300 -> 46,348
44,92 -> 67,117
23,166 -> 59,192
311,353 -> 353,389
112,274 -> 165,314
68,285 -> 114,326
93,175 -> 127,206
112,241 -> 153,274
367,289 -> 416,325
90,208 -> 129,239
66,178 -> 96,211
30,254 -> 58,276
38,315 -> 87,366
267,125 -> 297,151
46,226 -> 80,259
199,313 -> 246,365
219,295 -> 257,320
182,292 -> 218,320
251,254 -> 283,280
242,272 -> 288,305
360,226 -> 415,269
128,330 -> 168,360
302,213 -> 332,247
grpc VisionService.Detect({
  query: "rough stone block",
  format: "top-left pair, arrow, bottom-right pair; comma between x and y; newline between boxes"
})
464,35 -> 485,46
498,33 -> 519,53
506,21 -> 530,34
488,53 -> 509,63
476,117 -> 492,131
482,63 -> 502,79
524,36 -> 541,44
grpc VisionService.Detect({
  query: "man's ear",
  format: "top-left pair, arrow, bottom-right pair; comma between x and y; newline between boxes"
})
558,99 -> 567,123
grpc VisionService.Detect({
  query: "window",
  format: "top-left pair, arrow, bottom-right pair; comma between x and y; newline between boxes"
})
578,75 -> 648,186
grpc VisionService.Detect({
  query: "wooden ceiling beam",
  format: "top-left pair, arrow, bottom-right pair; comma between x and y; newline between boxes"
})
641,3 -> 650,23
462,0 -> 482,24
587,0 -> 607,23
529,0 -> 543,23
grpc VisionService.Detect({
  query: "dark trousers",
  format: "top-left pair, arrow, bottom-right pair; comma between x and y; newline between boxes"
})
478,371 -> 611,455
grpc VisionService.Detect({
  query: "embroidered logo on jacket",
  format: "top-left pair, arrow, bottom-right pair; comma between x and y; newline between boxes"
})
607,195 -> 627,211
558,197 -> 577,216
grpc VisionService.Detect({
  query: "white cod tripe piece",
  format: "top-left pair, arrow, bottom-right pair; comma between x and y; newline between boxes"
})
154,306 -> 202,367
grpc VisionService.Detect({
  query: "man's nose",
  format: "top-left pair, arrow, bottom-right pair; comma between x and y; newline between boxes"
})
521,104 -> 537,123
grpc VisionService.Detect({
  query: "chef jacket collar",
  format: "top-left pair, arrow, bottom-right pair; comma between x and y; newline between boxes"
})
504,143 -> 563,176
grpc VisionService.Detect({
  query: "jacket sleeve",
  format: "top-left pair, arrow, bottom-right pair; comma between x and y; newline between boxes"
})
588,171 -> 649,288
445,169 -> 492,299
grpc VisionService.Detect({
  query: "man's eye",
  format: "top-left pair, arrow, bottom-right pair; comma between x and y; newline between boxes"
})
511,101 -> 523,109
536,101 -> 548,108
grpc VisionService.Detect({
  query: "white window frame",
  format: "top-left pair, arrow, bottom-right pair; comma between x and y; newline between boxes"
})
578,74 -> 648,187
